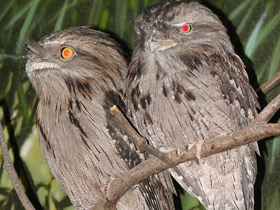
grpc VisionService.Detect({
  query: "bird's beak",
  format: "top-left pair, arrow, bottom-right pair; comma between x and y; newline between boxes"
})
25,40 -> 61,75
147,33 -> 177,52
151,39 -> 177,52
26,40 -> 42,55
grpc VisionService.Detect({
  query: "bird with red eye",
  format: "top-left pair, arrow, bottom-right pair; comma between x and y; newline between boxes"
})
61,47 -> 75,59
179,24 -> 192,33
126,1 -> 259,210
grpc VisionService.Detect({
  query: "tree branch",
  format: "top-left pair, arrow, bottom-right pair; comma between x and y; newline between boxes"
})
93,93 -> 280,209
0,122 -> 35,210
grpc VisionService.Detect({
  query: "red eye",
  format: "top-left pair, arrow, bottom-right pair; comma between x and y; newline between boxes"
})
179,24 -> 192,33
61,47 -> 74,59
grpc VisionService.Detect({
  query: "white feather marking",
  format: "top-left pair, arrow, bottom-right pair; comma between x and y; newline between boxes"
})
26,61 -> 60,72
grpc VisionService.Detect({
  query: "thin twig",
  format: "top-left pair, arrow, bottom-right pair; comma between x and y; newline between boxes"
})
0,122 -> 35,210
110,105 -> 171,162
110,105 -> 148,152
256,71 -> 280,95
255,93 -> 280,122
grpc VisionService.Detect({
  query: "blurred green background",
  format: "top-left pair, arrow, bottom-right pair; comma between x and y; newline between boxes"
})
0,0 -> 279,209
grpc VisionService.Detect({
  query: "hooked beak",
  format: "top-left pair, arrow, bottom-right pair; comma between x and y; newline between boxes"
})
26,40 -> 42,55
25,40 -> 61,75
151,39 -> 177,52
146,33 -> 177,52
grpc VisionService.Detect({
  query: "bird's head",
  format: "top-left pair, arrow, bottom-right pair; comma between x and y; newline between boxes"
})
135,1 -> 232,53
26,26 -> 127,99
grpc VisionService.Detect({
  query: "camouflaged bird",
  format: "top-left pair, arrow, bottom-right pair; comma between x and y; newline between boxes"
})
25,26 -> 175,210
125,1 -> 259,209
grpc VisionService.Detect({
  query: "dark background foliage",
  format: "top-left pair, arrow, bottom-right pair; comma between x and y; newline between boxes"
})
0,0 -> 279,209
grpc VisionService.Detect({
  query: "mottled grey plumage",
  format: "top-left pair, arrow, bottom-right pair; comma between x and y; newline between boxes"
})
25,26 -> 174,210
125,1 -> 259,210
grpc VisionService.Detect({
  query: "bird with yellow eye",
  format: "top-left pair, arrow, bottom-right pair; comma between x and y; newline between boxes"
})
61,47 -> 74,59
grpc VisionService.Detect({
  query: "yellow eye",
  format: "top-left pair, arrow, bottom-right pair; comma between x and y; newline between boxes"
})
61,47 -> 74,59
178,24 -> 192,33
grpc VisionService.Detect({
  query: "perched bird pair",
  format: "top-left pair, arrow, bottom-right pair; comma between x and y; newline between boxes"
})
26,0 -> 259,209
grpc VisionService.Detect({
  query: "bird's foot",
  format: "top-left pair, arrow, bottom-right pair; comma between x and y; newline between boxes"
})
186,140 -> 204,164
